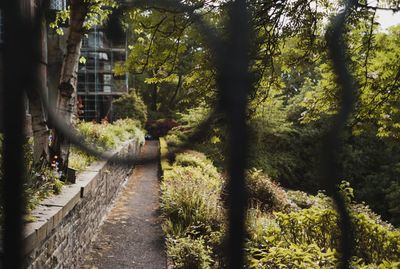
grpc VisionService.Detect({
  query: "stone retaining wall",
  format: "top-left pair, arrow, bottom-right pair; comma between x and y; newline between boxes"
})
23,140 -> 142,269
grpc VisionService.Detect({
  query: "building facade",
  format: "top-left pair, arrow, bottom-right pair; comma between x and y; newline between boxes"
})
0,1 -> 129,127
77,26 -> 129,122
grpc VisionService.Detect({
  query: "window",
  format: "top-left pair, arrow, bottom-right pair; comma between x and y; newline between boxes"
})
82,36 -> 89,47
50,0 -> 67,11
104,74 -> 112,85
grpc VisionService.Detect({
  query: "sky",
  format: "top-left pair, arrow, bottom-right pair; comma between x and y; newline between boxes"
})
366,0 -> 400,30
376,10 -> 400,30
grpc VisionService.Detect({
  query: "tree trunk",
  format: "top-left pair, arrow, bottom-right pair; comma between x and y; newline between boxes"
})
51,0 -> 89,175
29,26 -> 50,164
152,83 -> 158,111
169,74 -> 182,108
26,0 -> 50,166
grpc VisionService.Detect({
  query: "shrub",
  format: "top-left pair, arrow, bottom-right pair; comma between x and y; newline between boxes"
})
174,151 -> 220,180
176,106 -> 210,128
0,137 -> 63,220
146,119 -> 178,138
246,207 -> 282,248
246,168 -> 289,212
164,132 -> 183,147
159,146 -> 400,268
70,119 -> 145,172
165,126 -> 189,147
246,192 -> 400,268
385,181 -> 400,225
247,242 -> 338,269
161,165 -> 223,235
161,150 -> 226,268
112,90 -> 148,127
174,150 -> 208,164
74,119 -> 144,150
274,203 -> 340,250
74,121 -> 116,150
166,236 -> 213,269
351,208 -> 400,264
68,148 -> 96,172
287,190 -> 316,209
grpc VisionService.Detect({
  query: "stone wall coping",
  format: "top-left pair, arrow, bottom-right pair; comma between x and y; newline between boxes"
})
23,139 -> 137,256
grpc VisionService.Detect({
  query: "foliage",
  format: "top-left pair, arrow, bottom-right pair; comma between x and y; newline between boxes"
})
160,141 -> 400,268
246,168 -> 289,212
112,90 -> 148,127
246,88 -> 400,225
69,119 -> 145,171
247,242 -> 338,269
287,190 -> 317,209
0,136 -> 63,221
119,6 -> 218,115
24,159 -> 64,218
161,165 -> 223,236
300,25 -> 400,139
174,151 -> 220,180
68,148 -> 97,172
160,150 -> 226,268
160,137 -> 173,172
50,0 -> 118,35
166,236 -> 213,269
164,106 -> 226,167
146,119 -> 178,138
246,191 -> 400,268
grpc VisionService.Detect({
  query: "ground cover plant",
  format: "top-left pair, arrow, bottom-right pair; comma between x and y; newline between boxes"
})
0,136 -> 63,221
0,119 -> 145,222
69,119 -> 145,172
160,146 -> 400,269
160,150 -> 226,268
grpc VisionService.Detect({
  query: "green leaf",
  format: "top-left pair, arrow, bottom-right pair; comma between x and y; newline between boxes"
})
79,56 -> 87,64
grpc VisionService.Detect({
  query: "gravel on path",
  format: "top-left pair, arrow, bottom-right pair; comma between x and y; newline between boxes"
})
80,141 -> 166,269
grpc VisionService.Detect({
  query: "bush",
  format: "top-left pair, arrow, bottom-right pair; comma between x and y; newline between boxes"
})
176,106 -> 210,128
167,236 -> 213,269
70,119 -> 145,171
246,168 -> 289,212
161,151 -> 226,268
74,119 -> 144,150
68,148 -> 96,172
174,151 -> 220,180
247,242 -> 338,269
159,146 -> 400,268
351,207 -> 400,264
112,90 -> 148,127
246,191 -> 400,268
0,137 -> 63,220
161,165 -> 223,235
146,119 -> 178,138
165,127 -> 189,147
287,190 -> 316,209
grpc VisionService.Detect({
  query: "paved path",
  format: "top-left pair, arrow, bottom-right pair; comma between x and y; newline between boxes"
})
80,141 -> 166,269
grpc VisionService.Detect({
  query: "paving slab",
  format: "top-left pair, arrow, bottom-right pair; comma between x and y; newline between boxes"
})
80,141 -> 166,269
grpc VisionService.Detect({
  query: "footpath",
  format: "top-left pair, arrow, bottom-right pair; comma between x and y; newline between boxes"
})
80,141 -> 166,269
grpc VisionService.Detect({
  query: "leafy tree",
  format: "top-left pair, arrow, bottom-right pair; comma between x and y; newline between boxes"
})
115,3 -> 219,117
112,90 -> 148,127
49,0 -> 117,175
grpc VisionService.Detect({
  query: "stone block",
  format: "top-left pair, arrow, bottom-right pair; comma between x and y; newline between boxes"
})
41,184 -> 81,219
76,171 -> 99,197
22,140 -> 142,269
